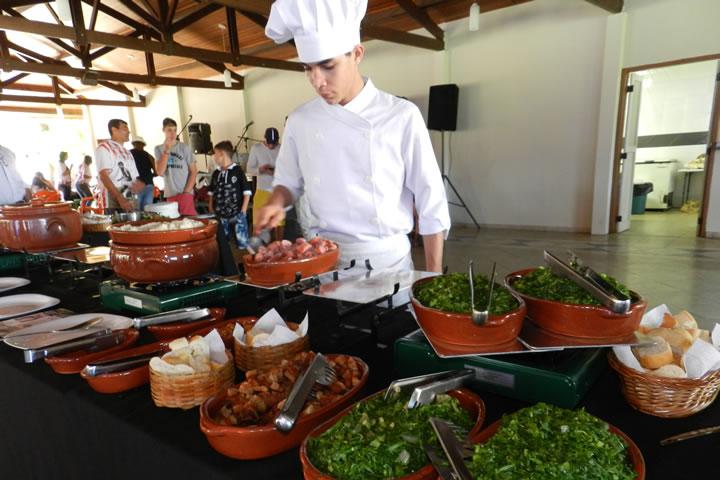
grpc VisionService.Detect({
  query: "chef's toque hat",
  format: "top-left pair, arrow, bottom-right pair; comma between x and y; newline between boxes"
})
266,0 -> 368,64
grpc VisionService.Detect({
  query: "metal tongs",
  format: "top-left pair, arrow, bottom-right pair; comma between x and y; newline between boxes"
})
429,417 -> 473,480
274,353 -> 336,432
83,348 -> 166,376
384,369 -> 475,409
660,425 -> 720,446
132,307 -> 211,329
468,261 -> 497,326
544,250 -> 631,314
23,330 -> 124,363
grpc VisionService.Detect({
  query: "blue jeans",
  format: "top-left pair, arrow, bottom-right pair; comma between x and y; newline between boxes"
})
220,213 -> 249,249
138,184 -> 154,212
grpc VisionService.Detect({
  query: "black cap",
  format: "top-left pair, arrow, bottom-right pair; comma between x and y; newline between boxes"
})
264,127 -> 279,145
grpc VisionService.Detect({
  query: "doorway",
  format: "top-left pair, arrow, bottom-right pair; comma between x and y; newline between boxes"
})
609,57 -> 720,237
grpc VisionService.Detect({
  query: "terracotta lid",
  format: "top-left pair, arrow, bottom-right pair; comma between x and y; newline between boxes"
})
0,200 -> 74,217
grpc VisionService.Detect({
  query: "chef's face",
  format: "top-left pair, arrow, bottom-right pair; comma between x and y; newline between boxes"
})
304,45 -> 364,105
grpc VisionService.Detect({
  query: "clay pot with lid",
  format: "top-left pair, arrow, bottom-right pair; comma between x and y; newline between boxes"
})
0,200 -> 82,252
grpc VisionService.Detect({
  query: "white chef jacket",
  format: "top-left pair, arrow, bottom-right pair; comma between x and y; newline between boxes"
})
0,145 -> 28,205
247,143 -> 280,192
273,78 -> 450,270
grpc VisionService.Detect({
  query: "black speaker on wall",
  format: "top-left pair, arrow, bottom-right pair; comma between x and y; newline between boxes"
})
427,84 -> 459,131
188,123 -> 212,154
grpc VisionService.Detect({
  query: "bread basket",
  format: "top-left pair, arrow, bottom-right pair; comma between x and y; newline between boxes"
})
608,351 -> 720,418
149,350 -> 235,410
234,321 -> 310,371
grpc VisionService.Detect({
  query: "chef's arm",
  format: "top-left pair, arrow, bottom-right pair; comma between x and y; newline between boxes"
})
253,186 -> 292,233
183,163 -> 198,194
422,233 -> 444,273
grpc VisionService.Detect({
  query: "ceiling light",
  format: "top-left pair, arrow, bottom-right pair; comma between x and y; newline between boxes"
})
127,53 -> 137,61
55,0 -> 72,24
469,2 -> 480,32
223,69 -> 232,88
218,23 -> 227,31
132,88 -> 140,102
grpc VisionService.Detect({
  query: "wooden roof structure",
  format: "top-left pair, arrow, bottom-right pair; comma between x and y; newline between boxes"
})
0,0 -> 623,110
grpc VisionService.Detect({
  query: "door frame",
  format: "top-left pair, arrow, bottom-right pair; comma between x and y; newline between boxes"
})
608,53 -> 720,235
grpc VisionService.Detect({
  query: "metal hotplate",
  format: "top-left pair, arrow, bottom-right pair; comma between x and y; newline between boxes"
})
303,270 -> 438,304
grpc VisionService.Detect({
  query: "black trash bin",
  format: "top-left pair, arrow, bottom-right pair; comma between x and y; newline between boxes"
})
632,182 -> 653,214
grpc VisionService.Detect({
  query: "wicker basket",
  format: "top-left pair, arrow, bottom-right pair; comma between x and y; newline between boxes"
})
608,351 -> 720,418
150,352 -> 235,410
234,322 -> 310,371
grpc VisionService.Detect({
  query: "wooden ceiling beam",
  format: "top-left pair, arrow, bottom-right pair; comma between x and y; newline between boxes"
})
7,40 -> 63,65
143,29 -> 156,83
51,76 -> 61,104
0,31 -> 10,70
166,0 -> 179,29
56,77 -> 75,94
584,0 -> 624,13
361,24 -> 444,51
83,0 -> 101,61
68,0 -> 91,67
226,7 -> 240,62
45,2 -> 65,26
198,60 -> 244,88
97,80 -> 145,101
0,105 -> 83,116
395,0 -> 444,42
209,0 -> 271,17
116,0 -> 163,34
0,73 -> 30,89
0,14 -> 304,72
170,4 -> 223,34
0,92 -> 145,107
5,7 -> 83,60
3,57 -> 244,90
2,82 -> 54,93
80,0 -> 161,39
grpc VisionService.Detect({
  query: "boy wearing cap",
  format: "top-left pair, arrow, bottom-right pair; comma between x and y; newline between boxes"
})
130,137 -> 156,211
254,0 -> 449,273
247,127 -> 282,240
209,141 -> 252,250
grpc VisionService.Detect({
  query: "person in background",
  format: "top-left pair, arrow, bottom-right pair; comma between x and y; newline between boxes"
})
154,118 -> 197,216
31,172 -> 56,193
130,137 -> 156,211
247,126 -> 282,240
57,151 -> 72,201
209,141 -> 251,250
95,119 -> 145,213
75,155 -> 93,199
0,144 -> 30,205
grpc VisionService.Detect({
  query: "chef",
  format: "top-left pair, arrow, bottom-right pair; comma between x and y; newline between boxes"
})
254,0 -> 450,273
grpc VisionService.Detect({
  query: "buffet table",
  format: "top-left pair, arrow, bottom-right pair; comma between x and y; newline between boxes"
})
0,268 -> 718,479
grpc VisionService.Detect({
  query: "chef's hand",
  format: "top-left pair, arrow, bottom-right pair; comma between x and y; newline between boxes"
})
119,197 -> 134,212
254,204 -> 286,234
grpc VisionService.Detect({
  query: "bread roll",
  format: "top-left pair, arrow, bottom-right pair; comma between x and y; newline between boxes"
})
661,313 -> 678,328
633,337 -> 673,369
699,329 -> 711,343
650,364 -> 687,379
673,310 -> 697,330
646,327 -> 693,353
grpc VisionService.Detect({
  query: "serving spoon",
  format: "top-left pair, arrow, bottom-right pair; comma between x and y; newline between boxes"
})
468,261 -> 496,326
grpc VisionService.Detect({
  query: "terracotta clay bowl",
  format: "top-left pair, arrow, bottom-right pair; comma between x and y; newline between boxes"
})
108,218 -> 217,245
199,354 -> 368,460
0,200 -> 82,252
300,388 -> 486,480
146,307 -> 227,341
470,418 -> 645,480
410,276 -> 526,348
242,248 -> 339,286
110,236 -> 218,283
505,268 -> 647,340
44,329 -> 140,374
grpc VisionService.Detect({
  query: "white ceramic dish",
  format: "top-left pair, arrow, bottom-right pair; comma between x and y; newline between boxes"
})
4,312 -> 132,339
0,294 -> 60,320
0,277 -> 30,294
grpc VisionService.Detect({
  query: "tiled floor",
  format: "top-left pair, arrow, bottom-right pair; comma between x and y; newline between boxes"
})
412,211 -> 720,329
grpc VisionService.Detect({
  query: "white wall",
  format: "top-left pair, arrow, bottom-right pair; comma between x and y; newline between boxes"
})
623,0 -> 720,69
130,86 -> 182,151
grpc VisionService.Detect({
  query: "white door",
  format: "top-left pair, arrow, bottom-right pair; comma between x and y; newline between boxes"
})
617,75 -> 643,232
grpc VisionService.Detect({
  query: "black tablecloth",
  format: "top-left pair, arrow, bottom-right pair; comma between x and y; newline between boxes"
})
1,267 -> 718,479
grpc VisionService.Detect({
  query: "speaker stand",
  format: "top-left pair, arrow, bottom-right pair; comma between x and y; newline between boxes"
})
439,130 -> 480,229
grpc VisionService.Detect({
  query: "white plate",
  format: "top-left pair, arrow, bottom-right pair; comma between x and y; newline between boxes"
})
3,312 -> 132,340
0,277 -> 30,294
0,294 -> 60,320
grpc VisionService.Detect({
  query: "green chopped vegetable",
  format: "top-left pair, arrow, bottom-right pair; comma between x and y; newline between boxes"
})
307,393 -> 474,480
413,273 -> 519,315
468,403 -> 636,480
512,267 -> 631,306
